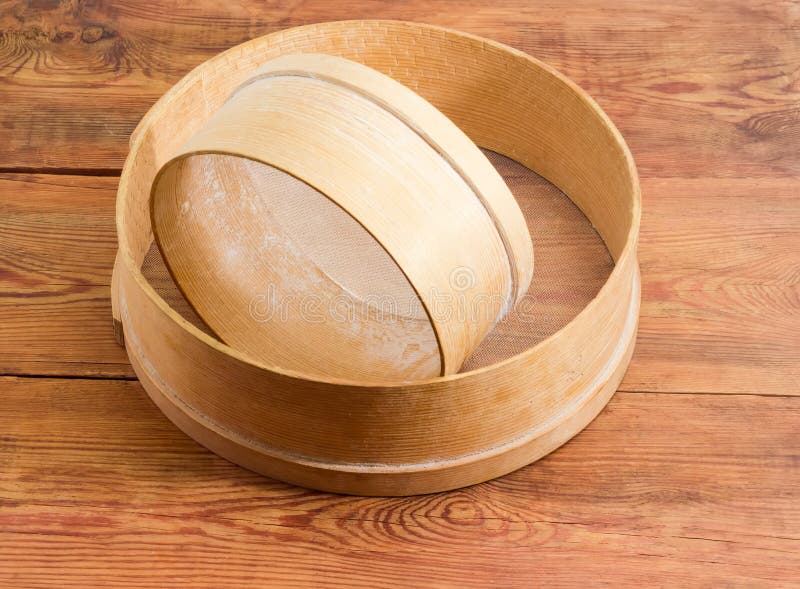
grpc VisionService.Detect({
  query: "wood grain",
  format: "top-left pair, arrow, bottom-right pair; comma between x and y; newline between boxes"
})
0,1 -> 798,177
1,0 -> 798,582
3,173 -> 797,393
0,173 -> 118,288
623,176 -> 800,395
0,376 -> 797,586
0,173 -> 132,377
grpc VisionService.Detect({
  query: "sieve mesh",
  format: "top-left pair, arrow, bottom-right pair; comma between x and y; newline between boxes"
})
140,149 -> 614,374
460,151 -> 614,371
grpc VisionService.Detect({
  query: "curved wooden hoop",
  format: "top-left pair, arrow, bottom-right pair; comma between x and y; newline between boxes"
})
113,20 -> 641,496
151,54 -> 523,377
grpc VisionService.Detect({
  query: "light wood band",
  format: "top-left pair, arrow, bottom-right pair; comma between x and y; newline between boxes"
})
113,20 -> 641,496
151,54 -> 526,379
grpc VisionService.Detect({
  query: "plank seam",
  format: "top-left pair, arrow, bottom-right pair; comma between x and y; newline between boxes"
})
0,167 -> 122,176
0,376 -> 796,397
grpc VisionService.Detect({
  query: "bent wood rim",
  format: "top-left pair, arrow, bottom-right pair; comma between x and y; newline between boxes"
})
150,55 -> 521,378
113,20 -> 641,494
119,269 -> 639,496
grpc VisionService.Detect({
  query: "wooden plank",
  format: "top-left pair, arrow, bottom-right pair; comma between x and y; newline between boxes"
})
0,284 -> 131,377
0,1 -> 798,177
622,176 -> 800,395
0,174 -> 132,377
3,173 -> 798,393
0,174 -> 118,288
0,377 -> 797,586
0,2 -> 796,584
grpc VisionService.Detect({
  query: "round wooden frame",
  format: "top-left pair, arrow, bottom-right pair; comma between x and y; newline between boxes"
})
150,53 -> 533,382
112,20 -> 641,496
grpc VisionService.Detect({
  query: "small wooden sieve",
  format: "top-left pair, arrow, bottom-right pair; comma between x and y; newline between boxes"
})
150,54 -> 533,382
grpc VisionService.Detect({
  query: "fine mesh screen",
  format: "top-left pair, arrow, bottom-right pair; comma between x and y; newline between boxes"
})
141,149 -> 614,373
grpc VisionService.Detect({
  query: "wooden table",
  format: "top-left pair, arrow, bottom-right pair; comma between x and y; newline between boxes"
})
1,1 -> 798,586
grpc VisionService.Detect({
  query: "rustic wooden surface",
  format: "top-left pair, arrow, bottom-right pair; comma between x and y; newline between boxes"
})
0,1 -> 798,586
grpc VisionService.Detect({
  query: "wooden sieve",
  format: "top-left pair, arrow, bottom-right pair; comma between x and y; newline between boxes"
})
112,20 -> 641,496
150,53 -> 533,382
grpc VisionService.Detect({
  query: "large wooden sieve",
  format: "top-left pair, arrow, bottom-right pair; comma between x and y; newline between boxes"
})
112,20 -> 641,496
